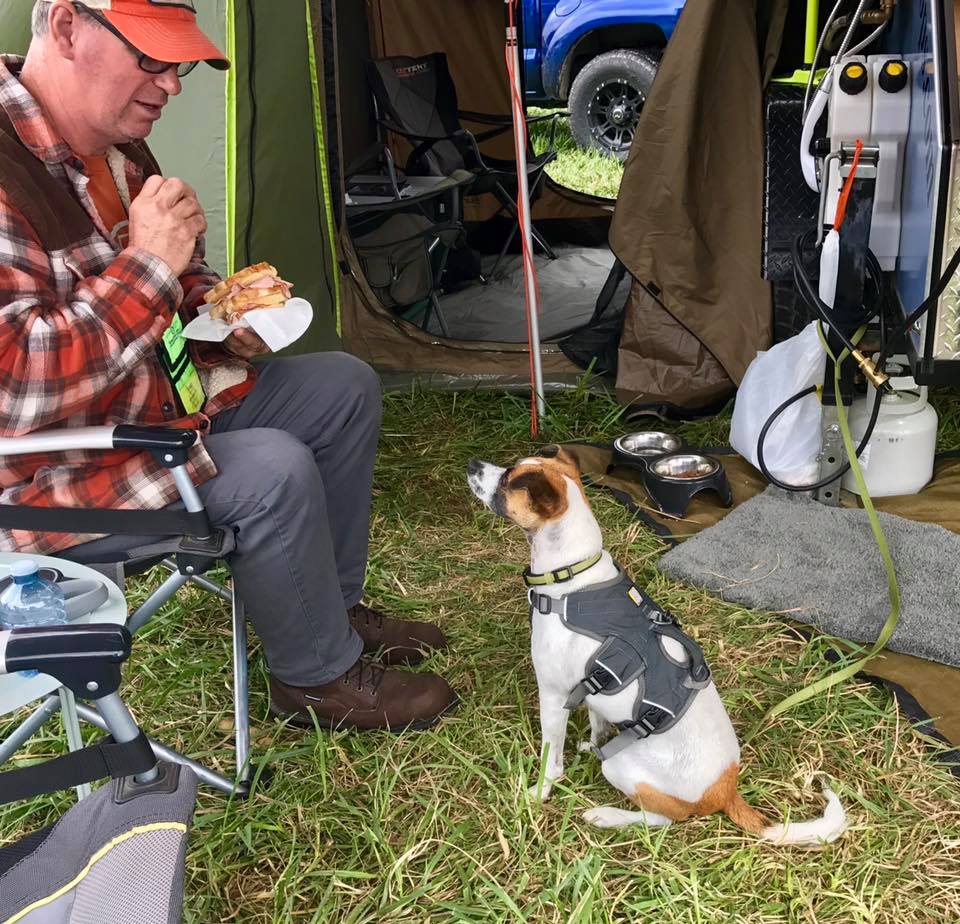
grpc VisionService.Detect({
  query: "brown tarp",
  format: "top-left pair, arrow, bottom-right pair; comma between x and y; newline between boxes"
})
610,0 -> 789,409
565,442 -> 960,755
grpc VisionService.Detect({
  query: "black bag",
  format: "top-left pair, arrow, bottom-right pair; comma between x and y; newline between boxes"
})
352,213 -> 463,309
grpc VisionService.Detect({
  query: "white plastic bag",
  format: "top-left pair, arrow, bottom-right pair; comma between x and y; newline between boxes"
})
730,321 -> 825,485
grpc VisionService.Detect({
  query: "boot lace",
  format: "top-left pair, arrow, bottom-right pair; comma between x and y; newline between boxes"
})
349,603 -> 384,630
342,657 -> 385,692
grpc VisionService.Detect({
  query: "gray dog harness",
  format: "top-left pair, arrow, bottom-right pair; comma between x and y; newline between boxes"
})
527,566 -> 712,761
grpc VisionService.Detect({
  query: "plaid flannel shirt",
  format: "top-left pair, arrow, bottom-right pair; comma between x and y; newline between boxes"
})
0,56 -> 256,555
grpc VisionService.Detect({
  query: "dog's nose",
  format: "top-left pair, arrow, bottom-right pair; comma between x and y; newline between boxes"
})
467,458 -> 484,478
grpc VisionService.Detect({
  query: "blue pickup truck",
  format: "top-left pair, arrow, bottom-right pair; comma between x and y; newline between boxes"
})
523,0 -> 684,159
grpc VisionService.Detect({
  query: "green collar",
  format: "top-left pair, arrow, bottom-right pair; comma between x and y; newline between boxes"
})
523,552 -> 604,587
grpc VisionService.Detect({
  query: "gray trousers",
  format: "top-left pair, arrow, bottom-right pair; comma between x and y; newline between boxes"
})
67,353 -> 379,685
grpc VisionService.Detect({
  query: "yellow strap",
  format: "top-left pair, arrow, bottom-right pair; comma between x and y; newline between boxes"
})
523,551 -> 603,586
746,325 -> 901,741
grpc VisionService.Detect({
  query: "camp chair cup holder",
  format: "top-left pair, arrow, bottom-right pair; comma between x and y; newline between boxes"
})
608,433 -> 733,518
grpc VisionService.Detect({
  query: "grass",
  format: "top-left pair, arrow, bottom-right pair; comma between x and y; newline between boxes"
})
3,389 -> 960,922
528,108 -> 625,200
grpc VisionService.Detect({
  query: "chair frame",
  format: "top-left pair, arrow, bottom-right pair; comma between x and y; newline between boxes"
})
367,53 -> 563,279
0,425 -> 256,797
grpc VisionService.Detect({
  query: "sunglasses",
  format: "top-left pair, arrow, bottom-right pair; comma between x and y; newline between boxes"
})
73,2 -> 198,77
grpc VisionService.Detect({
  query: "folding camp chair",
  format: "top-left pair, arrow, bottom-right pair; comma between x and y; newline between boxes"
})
366,52 -> 561,279
0,426 -> 255,797
0,621 -> 198,924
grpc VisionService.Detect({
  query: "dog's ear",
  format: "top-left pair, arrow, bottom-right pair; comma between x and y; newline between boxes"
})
509,468 -> 568,522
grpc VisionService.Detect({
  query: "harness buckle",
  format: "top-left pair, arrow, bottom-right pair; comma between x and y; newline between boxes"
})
620,705 -> 668,739
647,605 -> 674,625
583,674 -> 606,696
689,662 -> 712,688
527,588 -> 555,615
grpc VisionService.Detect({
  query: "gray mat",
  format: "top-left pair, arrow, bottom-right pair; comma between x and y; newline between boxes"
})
428,245 -> 630,342
658,487 -> 960,668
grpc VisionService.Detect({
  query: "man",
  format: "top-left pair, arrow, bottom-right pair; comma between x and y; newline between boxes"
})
0,0 -> 458,731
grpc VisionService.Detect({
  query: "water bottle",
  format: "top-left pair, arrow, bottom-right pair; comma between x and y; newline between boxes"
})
0,560 -> 67,678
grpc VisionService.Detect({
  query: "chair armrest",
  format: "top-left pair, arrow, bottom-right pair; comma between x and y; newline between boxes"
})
0,623 -> 130,677
0,425 -> 196,459
0,424 -> 211,540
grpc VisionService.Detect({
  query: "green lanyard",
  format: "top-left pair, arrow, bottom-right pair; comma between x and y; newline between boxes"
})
159,313 -> 206,415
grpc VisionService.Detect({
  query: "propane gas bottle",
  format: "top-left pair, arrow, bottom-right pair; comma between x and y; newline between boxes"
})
842,371 -> 938,497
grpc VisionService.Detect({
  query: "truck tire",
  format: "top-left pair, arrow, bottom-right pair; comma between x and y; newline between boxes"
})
568,48 -> 659,161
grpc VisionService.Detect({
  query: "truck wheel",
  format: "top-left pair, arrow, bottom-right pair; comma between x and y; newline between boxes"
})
568,49 -> 659,160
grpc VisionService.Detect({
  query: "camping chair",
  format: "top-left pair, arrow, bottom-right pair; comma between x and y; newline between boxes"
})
366,52 -> 561,279
0,426 -> 255,798
0,621 -> 199,923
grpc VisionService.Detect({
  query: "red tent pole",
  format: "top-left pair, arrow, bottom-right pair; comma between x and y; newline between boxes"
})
505,0 -> 546,427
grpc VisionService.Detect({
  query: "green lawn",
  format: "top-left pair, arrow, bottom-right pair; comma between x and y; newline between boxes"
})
3,390 -> 960,922
529,108 -> 624,200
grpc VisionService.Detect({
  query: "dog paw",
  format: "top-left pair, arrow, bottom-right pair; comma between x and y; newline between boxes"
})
582,806 -> 625,828
578,740 -> 596,753
528,780 -> 554,801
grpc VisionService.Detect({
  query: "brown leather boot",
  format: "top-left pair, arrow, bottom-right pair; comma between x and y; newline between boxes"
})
268,657 -> 458,731
348,602 -> 447,665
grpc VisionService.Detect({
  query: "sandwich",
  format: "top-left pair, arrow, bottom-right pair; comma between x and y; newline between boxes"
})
203,262 -> 293,324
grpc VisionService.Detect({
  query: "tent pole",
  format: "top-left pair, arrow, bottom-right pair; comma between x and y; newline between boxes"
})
505,0 -> 546,421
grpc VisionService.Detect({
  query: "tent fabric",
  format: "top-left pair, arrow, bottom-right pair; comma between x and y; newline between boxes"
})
3,0 -> 797,407
339,239 -> 584,380
610,0 -> 789,409
336,1 -> 611,380
424,247 -> 631,342
230,0 -> 340,355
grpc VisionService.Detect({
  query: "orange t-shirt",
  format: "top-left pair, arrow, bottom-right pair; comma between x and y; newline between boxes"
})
79,154 -> 129,248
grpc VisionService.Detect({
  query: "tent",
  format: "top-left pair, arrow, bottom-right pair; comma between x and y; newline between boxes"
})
1,0 -> 788,412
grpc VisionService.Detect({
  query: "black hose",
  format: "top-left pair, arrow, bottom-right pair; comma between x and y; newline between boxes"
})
756,380 -> 884,492
877,237 -> 960,368
791,230 -> 863,356
791,229 -> 885,348
758,229 -> 887,493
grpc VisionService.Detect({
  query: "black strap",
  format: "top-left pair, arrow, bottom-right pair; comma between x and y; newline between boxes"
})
0,505 -> 210,537
0,732 -> 155,805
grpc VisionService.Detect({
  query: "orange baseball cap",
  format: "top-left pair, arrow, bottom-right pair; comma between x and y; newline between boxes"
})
82,0 -> 229,70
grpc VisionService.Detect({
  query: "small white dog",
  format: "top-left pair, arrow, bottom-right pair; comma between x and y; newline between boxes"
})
468,447 -> 847,846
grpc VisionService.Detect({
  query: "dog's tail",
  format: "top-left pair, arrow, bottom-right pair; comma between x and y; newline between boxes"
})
724,781 -> 847,848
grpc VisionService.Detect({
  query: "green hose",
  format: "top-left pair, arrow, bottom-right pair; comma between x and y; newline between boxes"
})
746,324 -> 901,741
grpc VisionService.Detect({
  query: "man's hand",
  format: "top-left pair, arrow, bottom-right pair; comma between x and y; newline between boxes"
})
128,175 -> 206,278
224,327 -> 271,359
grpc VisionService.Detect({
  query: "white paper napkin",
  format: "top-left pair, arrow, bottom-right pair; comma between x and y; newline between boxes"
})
181,297 -> 313,353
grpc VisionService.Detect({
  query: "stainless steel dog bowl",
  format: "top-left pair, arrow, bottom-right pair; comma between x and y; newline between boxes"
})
642,452 -> 732,518
613,432 -> 683,459
648,453 -> 720,481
